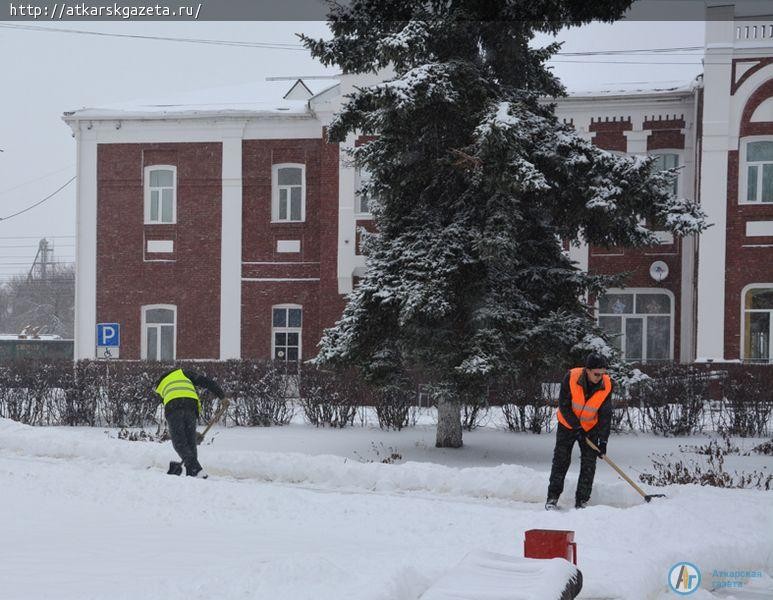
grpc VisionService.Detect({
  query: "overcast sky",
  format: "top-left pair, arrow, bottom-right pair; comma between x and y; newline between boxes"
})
0,19 -> 704,282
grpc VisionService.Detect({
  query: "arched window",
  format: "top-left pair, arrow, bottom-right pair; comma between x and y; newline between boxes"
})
272,164 -> 305,222
142,305 -> 176,361
740,138 -> 773,203
742,286 -> 773,363
597,289 -> 674,363
144,165 -> 177,224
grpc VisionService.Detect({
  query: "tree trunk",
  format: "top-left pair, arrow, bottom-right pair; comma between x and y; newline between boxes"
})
435,387 -> 463,448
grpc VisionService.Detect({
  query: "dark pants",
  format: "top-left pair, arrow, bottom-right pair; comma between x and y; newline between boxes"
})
166,406 -> 202,476
547,424 -> 599,504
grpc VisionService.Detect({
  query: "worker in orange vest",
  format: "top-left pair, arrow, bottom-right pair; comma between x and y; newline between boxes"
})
545,352 -> 613,510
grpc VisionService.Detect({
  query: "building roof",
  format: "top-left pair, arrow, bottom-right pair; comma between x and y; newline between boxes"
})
561,78 -> 701,101
63,77 -> 340,121
63,73 -> 700,122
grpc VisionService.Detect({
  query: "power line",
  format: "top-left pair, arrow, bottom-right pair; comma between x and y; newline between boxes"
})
0,23 -> 709,58
0,165 -> 76,196
549,59 -> 701,65
0,236 -> 75,239
0,177 -> 76,223
0,23 -> 307,50
0,244 -> 75,249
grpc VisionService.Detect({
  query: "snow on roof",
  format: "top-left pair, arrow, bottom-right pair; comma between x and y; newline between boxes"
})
64,77 -> 340,120
562,78 -> 700,100
63,73 -> 698,122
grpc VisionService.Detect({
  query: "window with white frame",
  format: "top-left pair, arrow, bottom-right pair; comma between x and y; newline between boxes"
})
650,153 -> 680,195
743,286 -> 773,363
142,305 -> 176,361
742,139 -> 773,203
597,290 -> 673,362
272,164 -> 305,222
144,166 -> 177,224
272,305 -> 302,361
355,167 -> 372,216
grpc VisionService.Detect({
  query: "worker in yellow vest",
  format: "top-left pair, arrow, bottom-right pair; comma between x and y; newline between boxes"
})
154,367 -> 226,478
545,353 -> 613,510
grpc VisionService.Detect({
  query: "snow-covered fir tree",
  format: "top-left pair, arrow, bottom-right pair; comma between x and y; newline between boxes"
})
303,1 -> 709,448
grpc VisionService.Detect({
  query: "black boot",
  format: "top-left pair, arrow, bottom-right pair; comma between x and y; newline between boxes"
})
167,461 -> 183,475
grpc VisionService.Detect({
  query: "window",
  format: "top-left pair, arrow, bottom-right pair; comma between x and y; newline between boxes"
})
742,140 -> 773,203
272,305 -> 302,361
142,305 -> 176,361
144,166 -> 177,224
651,153 -> 680,195
597,290 -> 673,362
743,286 -> 773,363
272,164 -> 305,222
355,167 -> 372,216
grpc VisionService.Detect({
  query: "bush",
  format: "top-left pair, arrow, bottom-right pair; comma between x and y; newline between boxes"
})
498,378 -> 555,434
461,395 -> 490,431
631,364 -> 707,436
640,438 -> 772,490
297,365 -> 362,427
0,360 -> 72,426
717,370 -> 772,437
373,384 -> 415,430
231,361 -> 295,427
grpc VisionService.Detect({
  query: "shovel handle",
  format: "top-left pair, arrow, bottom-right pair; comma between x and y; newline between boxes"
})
198,396 -> 231,441
584,437 -> 652,501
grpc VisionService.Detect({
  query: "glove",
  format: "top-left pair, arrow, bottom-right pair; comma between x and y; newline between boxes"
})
573,429 -> 587,444
596,440 -> 607,458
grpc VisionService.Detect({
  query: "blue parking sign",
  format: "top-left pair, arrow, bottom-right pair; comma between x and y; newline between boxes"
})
96,323 -> 120,347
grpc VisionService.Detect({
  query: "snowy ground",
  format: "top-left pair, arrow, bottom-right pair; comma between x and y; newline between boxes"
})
0,411 -> 771,600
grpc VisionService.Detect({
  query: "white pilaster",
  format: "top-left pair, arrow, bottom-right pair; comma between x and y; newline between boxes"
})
337,133 -> 357,294
220,131 -> 244,359
623,129 -> 651,154
74,126 -> 98,360
696,8 -> 735,361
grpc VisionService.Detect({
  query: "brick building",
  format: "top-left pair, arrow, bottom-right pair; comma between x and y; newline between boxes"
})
63,8 -> 773,365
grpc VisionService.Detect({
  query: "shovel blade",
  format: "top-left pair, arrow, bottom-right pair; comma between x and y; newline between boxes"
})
644,494 -> 667,502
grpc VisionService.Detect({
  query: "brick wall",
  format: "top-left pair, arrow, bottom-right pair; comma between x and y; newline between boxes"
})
724,77 -> 773,358
587,115 -> 685,360
240,137 -> 344,360
97,142 -> 223,359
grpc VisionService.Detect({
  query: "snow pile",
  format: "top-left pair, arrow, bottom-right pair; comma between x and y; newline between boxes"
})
0,417 -> 641,506
421,551 -> 580,600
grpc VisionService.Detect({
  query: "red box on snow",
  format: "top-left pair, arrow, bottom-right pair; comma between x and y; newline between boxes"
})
524,529 -> 577,565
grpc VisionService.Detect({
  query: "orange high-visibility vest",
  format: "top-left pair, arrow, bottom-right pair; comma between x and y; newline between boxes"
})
557,367 -> 612,431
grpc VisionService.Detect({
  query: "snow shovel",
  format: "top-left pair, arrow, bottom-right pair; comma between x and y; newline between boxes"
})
196,396 -> 230,445
585,438 -> 666,503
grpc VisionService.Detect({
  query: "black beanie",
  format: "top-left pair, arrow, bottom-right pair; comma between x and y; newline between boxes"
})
584,352 -> 608,370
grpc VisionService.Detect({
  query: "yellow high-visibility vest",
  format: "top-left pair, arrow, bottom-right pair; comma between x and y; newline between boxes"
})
557,367 -> 611,432
155,369 -> 201,413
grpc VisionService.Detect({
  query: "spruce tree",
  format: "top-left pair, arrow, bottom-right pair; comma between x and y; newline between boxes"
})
303,2 -> 708,447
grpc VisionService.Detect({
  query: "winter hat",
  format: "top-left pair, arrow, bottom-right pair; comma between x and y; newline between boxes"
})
584,352 -> 608,370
